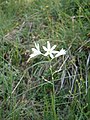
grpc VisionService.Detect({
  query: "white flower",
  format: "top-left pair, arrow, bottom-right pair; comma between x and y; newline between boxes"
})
27,42 -> 41,62
27,41 -> 66,63
55,48 -> 66,58
43,41 -> 58,59
30,42 -> 41,58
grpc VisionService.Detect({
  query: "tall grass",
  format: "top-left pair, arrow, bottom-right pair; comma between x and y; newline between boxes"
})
0,0 -> 90,119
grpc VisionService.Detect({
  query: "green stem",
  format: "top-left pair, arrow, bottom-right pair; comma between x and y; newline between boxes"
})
49,59 -> 57,120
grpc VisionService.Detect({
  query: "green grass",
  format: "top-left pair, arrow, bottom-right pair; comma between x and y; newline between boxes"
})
0,0 -> 90,120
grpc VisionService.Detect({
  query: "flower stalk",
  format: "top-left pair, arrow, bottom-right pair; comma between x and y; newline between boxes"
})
27,41 -> 66,119
49,59 -> 57,120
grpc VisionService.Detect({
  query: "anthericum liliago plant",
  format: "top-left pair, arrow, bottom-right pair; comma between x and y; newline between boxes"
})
27,41 -> 66,120
27,41 -> 66,61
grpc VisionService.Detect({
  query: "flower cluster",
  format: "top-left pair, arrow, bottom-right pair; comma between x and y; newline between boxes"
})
27,41 -> 66,62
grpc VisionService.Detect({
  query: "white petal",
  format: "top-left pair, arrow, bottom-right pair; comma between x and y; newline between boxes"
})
43,46 -> 48,51
47,41 -> 50,49
44,52 -> 49,56
60,49 -> 66,55
51,50 -> 59,54
50,53 -> 54,59
55,49 -> 66,57
51,45 -> 56,50
36,44 -> 39,50
34,42 -> 37,48
30,51 -> 41,58
55,54 -> 59,58
37,51 -> 41,54
34,42 -> 40,50
32,48 -> 37,52
30,54 -> 36,58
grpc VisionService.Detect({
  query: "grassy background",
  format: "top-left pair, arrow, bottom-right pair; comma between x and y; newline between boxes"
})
0,0 -> 90,119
